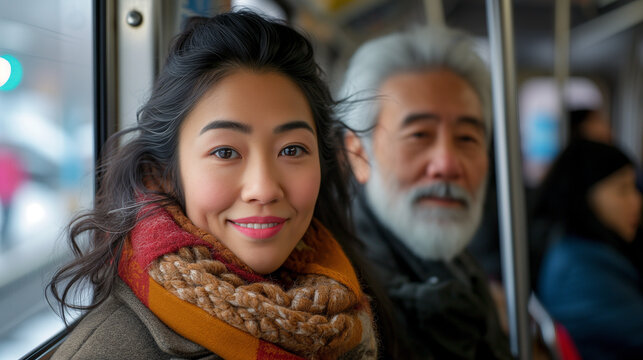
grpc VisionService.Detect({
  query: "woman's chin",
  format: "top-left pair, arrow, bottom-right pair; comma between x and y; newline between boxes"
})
243,256 -> 285,275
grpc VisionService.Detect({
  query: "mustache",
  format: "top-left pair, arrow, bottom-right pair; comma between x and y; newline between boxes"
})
406,181 -> 473,208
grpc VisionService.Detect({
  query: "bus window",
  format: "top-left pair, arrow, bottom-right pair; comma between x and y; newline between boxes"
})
0,0 -> 94,358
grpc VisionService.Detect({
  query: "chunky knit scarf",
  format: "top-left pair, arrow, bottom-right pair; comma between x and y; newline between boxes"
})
117,204 -> 377,359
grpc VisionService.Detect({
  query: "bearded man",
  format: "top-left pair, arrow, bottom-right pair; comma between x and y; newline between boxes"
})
341,26 -> 512,360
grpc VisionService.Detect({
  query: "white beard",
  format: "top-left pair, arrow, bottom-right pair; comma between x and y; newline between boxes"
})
364,164 -> 487,262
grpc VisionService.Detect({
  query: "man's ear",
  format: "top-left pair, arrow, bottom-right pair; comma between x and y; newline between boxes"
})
344,131 -> 371,184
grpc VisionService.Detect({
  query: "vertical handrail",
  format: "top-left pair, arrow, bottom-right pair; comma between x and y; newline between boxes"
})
485,1 -> 532,359
424,0 -> 445,27
94,0 -> 108,196
555,0 -> 570,147
94,0 -> 117,195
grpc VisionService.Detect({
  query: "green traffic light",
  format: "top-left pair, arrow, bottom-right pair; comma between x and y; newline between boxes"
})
0,54 -> 23,91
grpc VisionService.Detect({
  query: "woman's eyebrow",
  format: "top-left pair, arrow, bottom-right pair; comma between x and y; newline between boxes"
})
199,120 -> 251,135
273,120 -> 315,135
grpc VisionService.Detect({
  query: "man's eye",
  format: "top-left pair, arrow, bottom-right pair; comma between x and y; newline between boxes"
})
458,135 -> 479,144
279,145 -> 308,157
411,132 -> 429,138
211,147 -> 240,159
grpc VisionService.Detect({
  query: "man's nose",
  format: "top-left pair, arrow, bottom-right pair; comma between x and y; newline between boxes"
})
240,158 -> 284,205
425,138 -> 463,181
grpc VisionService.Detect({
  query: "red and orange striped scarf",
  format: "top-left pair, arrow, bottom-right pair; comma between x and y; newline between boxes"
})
118,204 -> 376,359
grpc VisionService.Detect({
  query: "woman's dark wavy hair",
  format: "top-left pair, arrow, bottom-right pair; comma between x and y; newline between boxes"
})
48,10 -> 398,356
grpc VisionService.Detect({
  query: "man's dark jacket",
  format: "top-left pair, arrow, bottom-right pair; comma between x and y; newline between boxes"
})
353,192 -> 512,359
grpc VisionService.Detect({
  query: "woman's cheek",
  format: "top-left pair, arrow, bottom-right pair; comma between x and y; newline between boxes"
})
288,164 -> 321,213
185,171 -> 236,227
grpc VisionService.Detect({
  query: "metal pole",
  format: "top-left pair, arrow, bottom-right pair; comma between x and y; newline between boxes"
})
485,1 -> 532,358
555,0 -> 570,147
94,0 -> 112,196
424,0 -> 445,27
571,0 -> 643,50
617,29 -> 643,166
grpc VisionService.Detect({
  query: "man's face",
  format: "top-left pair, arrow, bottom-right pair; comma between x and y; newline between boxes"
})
350,69 -> 489,261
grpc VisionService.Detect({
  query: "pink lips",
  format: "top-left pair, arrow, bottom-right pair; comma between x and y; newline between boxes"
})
229,216 -> 287,239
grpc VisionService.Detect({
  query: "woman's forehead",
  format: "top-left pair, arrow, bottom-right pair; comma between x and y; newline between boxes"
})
182,70 -> 316,137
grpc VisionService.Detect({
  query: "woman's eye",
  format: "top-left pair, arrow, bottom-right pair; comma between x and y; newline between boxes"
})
211,147 -> 240,159
279,145 -> 308,157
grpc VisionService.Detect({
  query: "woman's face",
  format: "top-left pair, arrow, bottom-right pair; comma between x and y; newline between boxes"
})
589,166 -> 642,242
178,69 -> 321,274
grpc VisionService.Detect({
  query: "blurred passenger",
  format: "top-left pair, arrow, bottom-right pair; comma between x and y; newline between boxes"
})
530,108 -> 612,283
0,145 -> 27,249
47,12 -> 383,359
340,26 -> 512,359
568,108 -> 612,144
535,139 -> 643,360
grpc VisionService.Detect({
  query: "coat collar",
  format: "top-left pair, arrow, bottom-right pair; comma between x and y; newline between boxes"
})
113,279 -> 215,359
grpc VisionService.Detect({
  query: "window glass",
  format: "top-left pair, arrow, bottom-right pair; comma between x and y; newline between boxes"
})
0,0 -> 94,358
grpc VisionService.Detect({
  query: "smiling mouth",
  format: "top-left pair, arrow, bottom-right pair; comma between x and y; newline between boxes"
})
231,221 -> 280,229
228,217 -> 287,239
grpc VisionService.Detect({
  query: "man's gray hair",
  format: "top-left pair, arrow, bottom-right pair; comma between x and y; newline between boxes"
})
339,26 -> 491,137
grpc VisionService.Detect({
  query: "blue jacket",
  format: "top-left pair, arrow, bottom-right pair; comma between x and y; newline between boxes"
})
539,237 -> 643,360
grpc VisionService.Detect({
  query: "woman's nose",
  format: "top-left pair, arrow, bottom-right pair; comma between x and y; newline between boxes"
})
240,158 -> 285,204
